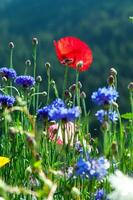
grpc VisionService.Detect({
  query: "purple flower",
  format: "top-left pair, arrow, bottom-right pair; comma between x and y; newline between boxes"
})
75,158 -> 91,177
0,94 -> 15,107
0,67 -> 17,79
91,87 -> 118,106
15,76 -> 35,88
95,109 -> 118,123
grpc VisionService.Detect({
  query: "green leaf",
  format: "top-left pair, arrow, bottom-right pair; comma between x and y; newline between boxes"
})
121,112 -> 133,119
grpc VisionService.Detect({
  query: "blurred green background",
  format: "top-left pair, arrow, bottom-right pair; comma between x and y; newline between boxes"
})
0,0 -> 133,113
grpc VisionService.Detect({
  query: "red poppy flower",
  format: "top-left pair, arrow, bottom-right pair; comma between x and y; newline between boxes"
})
54,36 -> 93,72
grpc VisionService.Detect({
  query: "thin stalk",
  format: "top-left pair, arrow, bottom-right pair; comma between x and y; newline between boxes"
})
47,69 -> 51,104
75,69 -> 80,107
62,67 -> 68,100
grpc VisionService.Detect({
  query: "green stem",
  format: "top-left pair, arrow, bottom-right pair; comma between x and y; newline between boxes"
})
47,70 -> 51,104
62,67 -> 68,100
76,69 -> 80,107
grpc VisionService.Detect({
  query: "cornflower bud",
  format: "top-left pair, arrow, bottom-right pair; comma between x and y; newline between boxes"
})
128,82 -> 133,91
36,75 -> 42,83
110,68 -> 117,76
8,42 -> 14,49
32,37 -> 38,46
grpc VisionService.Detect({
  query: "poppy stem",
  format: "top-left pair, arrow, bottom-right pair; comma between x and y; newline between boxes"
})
76,69 -> 80,107
62,67 -> 68,100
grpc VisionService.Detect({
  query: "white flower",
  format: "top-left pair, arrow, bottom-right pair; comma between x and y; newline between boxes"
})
108,170 -> 133,200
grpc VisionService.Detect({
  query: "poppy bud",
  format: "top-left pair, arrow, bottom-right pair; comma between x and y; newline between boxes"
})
110,68 -> 117,76
65,90 -> 72,99
112,101 -> 119,109
42,91 -> 47,96
128,82 -> 133,91
9,127 -> 17,137
8,42 -> 14,49
80,91 -> 86,99
69,84 -> 76,93
101,121 -> 109,130
32,37 -> 38,46
36,75 -> 42,83
25,59 -> 31,67
45,62 -> 51,70
111,141 -> 118,155
107,75 -> 114,86
78,81 -> 82,89
2,76 -> 7,83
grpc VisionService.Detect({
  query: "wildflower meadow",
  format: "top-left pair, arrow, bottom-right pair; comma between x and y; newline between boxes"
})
0,36 -> 133,200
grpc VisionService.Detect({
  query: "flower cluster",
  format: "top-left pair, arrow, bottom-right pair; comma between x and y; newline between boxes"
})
37,98 -> 80,121
15,75 -> 35,88
75,156 -> 110,180
95,110 -> 118,123
91,87 -> 118,106
0,67 -> 17,79
0,94 -> 15,107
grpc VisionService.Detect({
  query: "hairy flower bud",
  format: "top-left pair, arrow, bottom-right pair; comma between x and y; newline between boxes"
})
45,62 -> 51,70
80,91 -> 86,99
78,81 -> 82,89
32,37 -> 38,46
128,82 -> 133,91
8,42 -> 14,49
65,90 -> 72,99
107,75 -> 114,86
25,59 -> 31,67
69,84 -> 76,93
36,75 -> 42,83
110,68 -> 117,76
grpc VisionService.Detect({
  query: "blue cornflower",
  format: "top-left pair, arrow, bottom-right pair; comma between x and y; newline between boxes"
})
0,94 -> 15,107
15,75 -> 35,88
0,67 -> 17,79
95,110 -> 105,123
37,98 -> 65,119
37,98 -> 80,121
108,110 -> 118,122
91,87 -> 118,106
75,156 -> 110,180
94,189 -> 105,200
37,106 -> 50,118
95,109 -> 118,123
90,157 -> 110,179
75,158 -> 91,177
